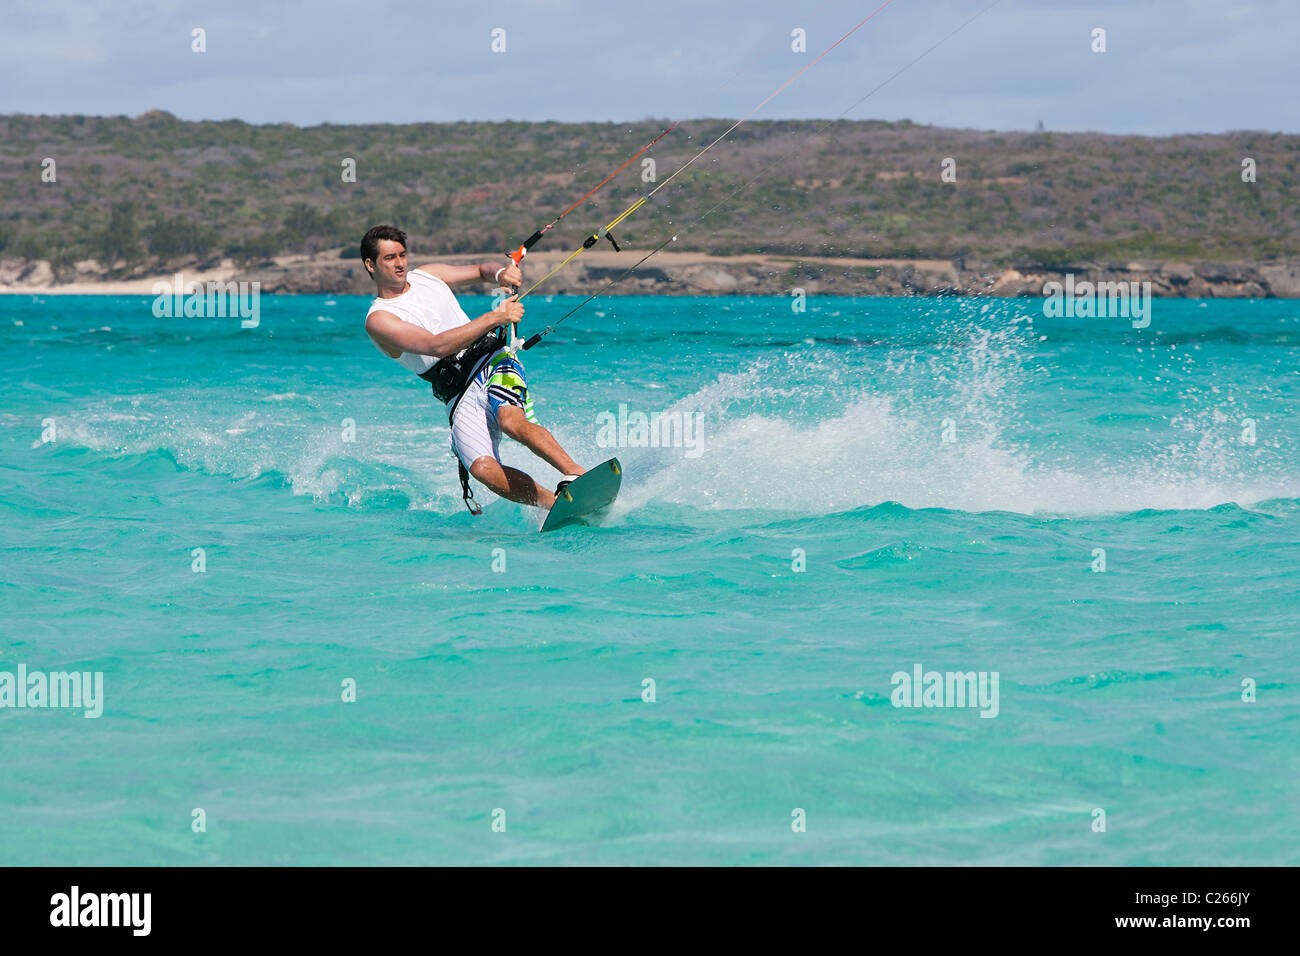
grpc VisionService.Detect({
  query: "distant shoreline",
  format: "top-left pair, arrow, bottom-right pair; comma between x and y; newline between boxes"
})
3,250 -> 1298,298
6,115 -> 1297,298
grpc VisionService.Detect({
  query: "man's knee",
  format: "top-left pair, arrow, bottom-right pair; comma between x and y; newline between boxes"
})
468,456 -> 504,489
468,457 -> 544,507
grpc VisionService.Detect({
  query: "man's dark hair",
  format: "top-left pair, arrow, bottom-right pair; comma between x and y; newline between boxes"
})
360,224 -> 407,265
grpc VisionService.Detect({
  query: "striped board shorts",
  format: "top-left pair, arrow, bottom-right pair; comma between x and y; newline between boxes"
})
447,349 -> 538,469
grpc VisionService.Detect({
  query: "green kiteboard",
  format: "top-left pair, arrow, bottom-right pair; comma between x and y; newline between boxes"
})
540,458 -> 622,533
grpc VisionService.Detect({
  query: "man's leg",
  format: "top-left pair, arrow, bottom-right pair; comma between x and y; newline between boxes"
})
484,354 -> 585,481
497,405 -> 585,479
449,379 -> 556,510
468,455 -> 557,509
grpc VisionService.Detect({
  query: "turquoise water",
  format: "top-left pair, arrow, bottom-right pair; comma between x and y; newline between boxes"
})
2,293 -> 1297,865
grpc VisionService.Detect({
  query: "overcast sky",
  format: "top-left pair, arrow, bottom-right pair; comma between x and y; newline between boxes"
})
3,0 -> 1296,134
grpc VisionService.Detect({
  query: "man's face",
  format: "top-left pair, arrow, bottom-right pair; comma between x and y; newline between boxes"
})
368,239 -> 407,288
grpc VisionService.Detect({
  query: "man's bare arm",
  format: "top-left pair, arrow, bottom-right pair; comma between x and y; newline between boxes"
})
415,262 -> 497,287
365,298 -> 524,360
366,310 -> 501,359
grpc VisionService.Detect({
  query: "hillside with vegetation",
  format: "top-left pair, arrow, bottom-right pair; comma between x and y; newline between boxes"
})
1,111 -> 1297,293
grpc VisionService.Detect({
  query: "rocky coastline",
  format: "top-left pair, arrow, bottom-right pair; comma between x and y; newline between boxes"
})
3,250 -> 1297,298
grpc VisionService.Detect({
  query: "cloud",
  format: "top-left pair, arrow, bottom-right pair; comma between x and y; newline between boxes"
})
0,0 -> 1295,133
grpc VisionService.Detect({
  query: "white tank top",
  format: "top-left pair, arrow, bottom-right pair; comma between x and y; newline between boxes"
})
365,269 -> 472,376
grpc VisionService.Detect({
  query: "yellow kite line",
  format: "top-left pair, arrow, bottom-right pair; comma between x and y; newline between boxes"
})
516,0 -> 898,300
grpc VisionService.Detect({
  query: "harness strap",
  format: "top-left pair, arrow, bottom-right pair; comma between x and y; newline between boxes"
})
457,459 -> 482,515
446,364 -> 490,516
426,331 -> 507,516
418,333 -> 501,403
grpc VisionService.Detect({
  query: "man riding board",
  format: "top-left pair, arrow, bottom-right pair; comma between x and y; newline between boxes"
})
360,224 -> 585,512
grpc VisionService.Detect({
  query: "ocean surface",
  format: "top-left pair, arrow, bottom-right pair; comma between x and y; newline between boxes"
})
1,291 -> 1297,865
